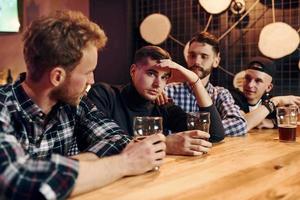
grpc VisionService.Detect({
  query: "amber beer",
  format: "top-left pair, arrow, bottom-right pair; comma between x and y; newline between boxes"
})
278,125 -> 296,142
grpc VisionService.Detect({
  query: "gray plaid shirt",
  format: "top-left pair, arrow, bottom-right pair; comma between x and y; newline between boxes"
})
165,82 -> 247,136
0,73 -> 130,200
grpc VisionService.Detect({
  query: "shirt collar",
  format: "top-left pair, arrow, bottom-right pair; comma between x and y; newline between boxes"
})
12,73 -> 46,121
121,83 -> 154,112
205,82 -> 213,92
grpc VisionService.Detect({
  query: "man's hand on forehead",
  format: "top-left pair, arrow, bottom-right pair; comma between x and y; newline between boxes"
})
157,59 -> 180,70
156,59 -> 199,84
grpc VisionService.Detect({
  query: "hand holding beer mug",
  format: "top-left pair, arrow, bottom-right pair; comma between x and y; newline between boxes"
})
133,116 -> 163,170
187,112 -> 210,134
276,106 -> 298,142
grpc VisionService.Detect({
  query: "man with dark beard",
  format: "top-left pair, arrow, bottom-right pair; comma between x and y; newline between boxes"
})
0,10 -> 166,200
161,32 -> 247,136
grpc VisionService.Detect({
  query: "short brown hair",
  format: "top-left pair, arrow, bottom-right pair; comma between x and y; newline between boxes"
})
23,10 -> 107,81
133,45 -> 171,64
189,31 -> 219,54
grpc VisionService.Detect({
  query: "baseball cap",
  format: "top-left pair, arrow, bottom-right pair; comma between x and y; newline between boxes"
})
247,56 -> 275,77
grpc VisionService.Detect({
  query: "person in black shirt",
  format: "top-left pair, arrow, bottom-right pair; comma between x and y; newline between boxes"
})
88,46 -> 225,156
231,56 -> 300,130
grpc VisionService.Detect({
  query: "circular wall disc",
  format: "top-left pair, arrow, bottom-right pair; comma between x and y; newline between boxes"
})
233,70 -> 246,92
183,41 -> 190,62
199,0 -> 232,14
140,13 -> 171,45
258,22 -> 300,59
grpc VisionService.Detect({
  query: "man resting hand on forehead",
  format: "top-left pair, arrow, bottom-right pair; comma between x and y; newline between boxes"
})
88,45 -> 225,157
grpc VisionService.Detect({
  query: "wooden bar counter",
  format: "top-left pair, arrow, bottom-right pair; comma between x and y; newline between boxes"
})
70,129 -> 300,200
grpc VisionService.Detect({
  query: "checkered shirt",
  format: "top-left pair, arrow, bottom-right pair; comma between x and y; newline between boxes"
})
165,82 -> 247,136
0,73 -> 131,200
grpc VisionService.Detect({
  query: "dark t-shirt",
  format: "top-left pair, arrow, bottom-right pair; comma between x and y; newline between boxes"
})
230,89 -> 276,120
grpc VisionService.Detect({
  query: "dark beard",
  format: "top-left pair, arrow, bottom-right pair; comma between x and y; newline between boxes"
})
189,65 -> 212,79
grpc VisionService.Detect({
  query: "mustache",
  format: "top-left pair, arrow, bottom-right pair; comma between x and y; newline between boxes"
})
189,65 -> 204,71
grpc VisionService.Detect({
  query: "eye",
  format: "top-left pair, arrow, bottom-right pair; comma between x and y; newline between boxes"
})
86,71 -> 93,75
244,75 -> 251,82
147,71 -> 155,77
201,54 -> 209,59
255,79 -> 263,84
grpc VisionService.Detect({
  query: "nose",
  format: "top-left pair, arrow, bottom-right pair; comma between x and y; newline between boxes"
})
152,77 -> 162,88
194,55 -> 203,66
247,79 -> 256,88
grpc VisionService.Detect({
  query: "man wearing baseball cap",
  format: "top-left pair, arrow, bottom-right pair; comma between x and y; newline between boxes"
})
231,56 -> 300,131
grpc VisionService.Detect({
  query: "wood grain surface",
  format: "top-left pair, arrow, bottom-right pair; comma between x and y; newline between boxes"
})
70,129 -> 300,200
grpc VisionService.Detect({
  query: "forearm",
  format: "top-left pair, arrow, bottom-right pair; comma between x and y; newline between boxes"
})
1,154 -> 79,200
244,105 -> 271,131
216,90 -> 247,136
256,118 -> 275,129
199,105 -> 225,142
71,134 -> 167,196
70,155 -> 126,197
76,114 -> 131,157
192,80 -> 213,107
85,134 -> 131,157
170,64 -> 212,107
71,152 -> 99,161
77,96 -> 131,157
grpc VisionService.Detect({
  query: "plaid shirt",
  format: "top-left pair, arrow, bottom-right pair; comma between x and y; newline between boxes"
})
0,74 -> 131,200
165,82 -> 247,136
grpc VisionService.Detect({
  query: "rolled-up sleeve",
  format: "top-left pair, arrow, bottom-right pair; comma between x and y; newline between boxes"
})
0,134 -> 79,200
75,97 -> 131,157
216,89 -> 247,136
198,104 -> 225,142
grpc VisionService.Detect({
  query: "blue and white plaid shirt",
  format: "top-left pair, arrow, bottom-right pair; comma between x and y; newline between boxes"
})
0,73 -> 131,200
165,82 -> 247,136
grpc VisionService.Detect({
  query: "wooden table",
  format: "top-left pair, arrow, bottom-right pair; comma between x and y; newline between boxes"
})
70,129 -> 300,200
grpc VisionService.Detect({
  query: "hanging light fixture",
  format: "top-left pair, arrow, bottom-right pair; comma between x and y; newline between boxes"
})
198,0 -> 232,14
139,13 -> 171,45
230,0 -> 246,15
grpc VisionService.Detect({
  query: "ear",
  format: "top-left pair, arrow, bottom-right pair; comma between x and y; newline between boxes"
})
212,53 -> 221,68
266,82 -> 273,92
49,67 -> 66,87
130,64 -> 137,78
